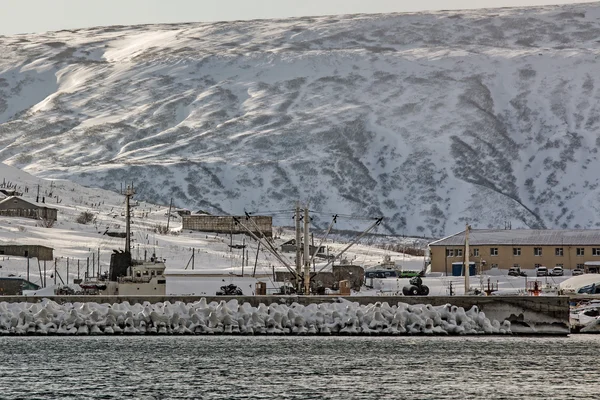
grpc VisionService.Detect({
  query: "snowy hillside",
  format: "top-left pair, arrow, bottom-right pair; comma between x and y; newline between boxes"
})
0,163 -> 425,288
1,4 -> 600,236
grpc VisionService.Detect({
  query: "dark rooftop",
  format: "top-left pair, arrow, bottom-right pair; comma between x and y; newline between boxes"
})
429,229 -> 600,246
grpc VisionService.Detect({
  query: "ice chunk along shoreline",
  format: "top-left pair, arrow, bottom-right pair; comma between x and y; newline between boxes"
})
0,298 -> 511,335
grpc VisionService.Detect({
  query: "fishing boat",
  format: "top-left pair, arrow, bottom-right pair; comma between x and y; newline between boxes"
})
79,186 -> 166,296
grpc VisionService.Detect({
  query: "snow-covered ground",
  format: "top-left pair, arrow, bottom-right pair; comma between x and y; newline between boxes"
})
0,162 -> 426,293
0,162 -> 584,298
366,270 -> 573,296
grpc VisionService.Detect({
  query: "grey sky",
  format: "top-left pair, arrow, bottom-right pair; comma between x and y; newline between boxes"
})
0,0 -> 591,35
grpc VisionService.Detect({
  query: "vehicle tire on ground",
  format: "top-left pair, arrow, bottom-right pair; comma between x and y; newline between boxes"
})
402,286 -> 411,296
420,285 -> 430,296
409,285 -> 419,296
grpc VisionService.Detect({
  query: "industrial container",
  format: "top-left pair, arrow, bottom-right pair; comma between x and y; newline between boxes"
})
255,281 -> 266,296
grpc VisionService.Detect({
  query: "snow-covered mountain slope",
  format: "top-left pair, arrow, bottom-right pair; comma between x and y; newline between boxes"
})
1,4 -> 600,236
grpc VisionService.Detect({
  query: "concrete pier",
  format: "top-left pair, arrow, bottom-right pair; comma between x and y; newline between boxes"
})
0,294 -> 571,335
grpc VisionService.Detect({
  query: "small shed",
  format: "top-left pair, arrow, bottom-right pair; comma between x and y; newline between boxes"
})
584,261 -> 600,274
274,265 -> 364,291
0,277 -> 40,295
0,196 -> 57,221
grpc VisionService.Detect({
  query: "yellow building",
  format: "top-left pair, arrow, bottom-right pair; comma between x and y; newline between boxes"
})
428,229 -> 600,275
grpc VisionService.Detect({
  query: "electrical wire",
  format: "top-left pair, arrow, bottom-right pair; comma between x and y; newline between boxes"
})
245,209 -> 295,215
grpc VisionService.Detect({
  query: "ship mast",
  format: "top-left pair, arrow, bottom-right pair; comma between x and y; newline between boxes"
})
303,204 -> 310,295
125,185 -> 135,254
295,202 -> 302,293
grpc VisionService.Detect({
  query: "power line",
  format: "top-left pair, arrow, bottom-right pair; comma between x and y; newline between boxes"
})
308,210 -> 380,221
245,209 -> 295,215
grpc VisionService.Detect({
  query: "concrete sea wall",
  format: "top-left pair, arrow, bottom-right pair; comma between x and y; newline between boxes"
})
0,295 -> 570,335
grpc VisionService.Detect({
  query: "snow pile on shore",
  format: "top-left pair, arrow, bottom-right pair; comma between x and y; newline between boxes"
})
0,298 -> 511,335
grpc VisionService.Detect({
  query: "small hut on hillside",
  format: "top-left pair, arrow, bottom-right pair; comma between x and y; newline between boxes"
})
0,196 -> 57,221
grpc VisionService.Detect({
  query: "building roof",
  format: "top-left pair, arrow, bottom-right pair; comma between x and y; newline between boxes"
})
0,196 -> 57,210
0,277 -> 41,289
429,229 -> 600,246
0,244 -> 54,251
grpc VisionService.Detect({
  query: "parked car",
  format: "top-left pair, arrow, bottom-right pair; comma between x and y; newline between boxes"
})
536,266 -> 548,277
508,267 -> 527,277
572,268 -> 584,276
550,266 -> 564,276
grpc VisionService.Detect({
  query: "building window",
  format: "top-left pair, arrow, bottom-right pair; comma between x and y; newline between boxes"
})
534,247 -> 542,256
490,248 -> 498,256
577,263 -> 584,269
491,263 -> 498,268
555,263 -> 563,269
513,248 -> 521,256
446,249 -> 454,257
594,248 -> 600,256
555,248 -> 564,256
513,263 -> 520,268
473,248 -> 479,257
456,249 -> 463,257
576,248 -> 585,256
535,263 -> 541,269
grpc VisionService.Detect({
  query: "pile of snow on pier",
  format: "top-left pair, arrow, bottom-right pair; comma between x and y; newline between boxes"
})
0,298 -> 511,335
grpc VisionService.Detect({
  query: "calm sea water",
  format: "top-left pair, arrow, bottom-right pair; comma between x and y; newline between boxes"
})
0,335 -> 597,399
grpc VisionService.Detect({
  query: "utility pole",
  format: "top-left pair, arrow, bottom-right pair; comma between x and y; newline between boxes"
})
97,248 -> 100,277
192,248 -> 195,270
464,224 -> 471,295
66,258 -> 69,285
295,202 -> 302,293
125,185 -> 135,254
230,219 -> 233,252
166,197 -> 173,231
38,260 -> 43,286
253,242 -> 261,277
304,205 -> 310,295
241,238 -> 246,275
